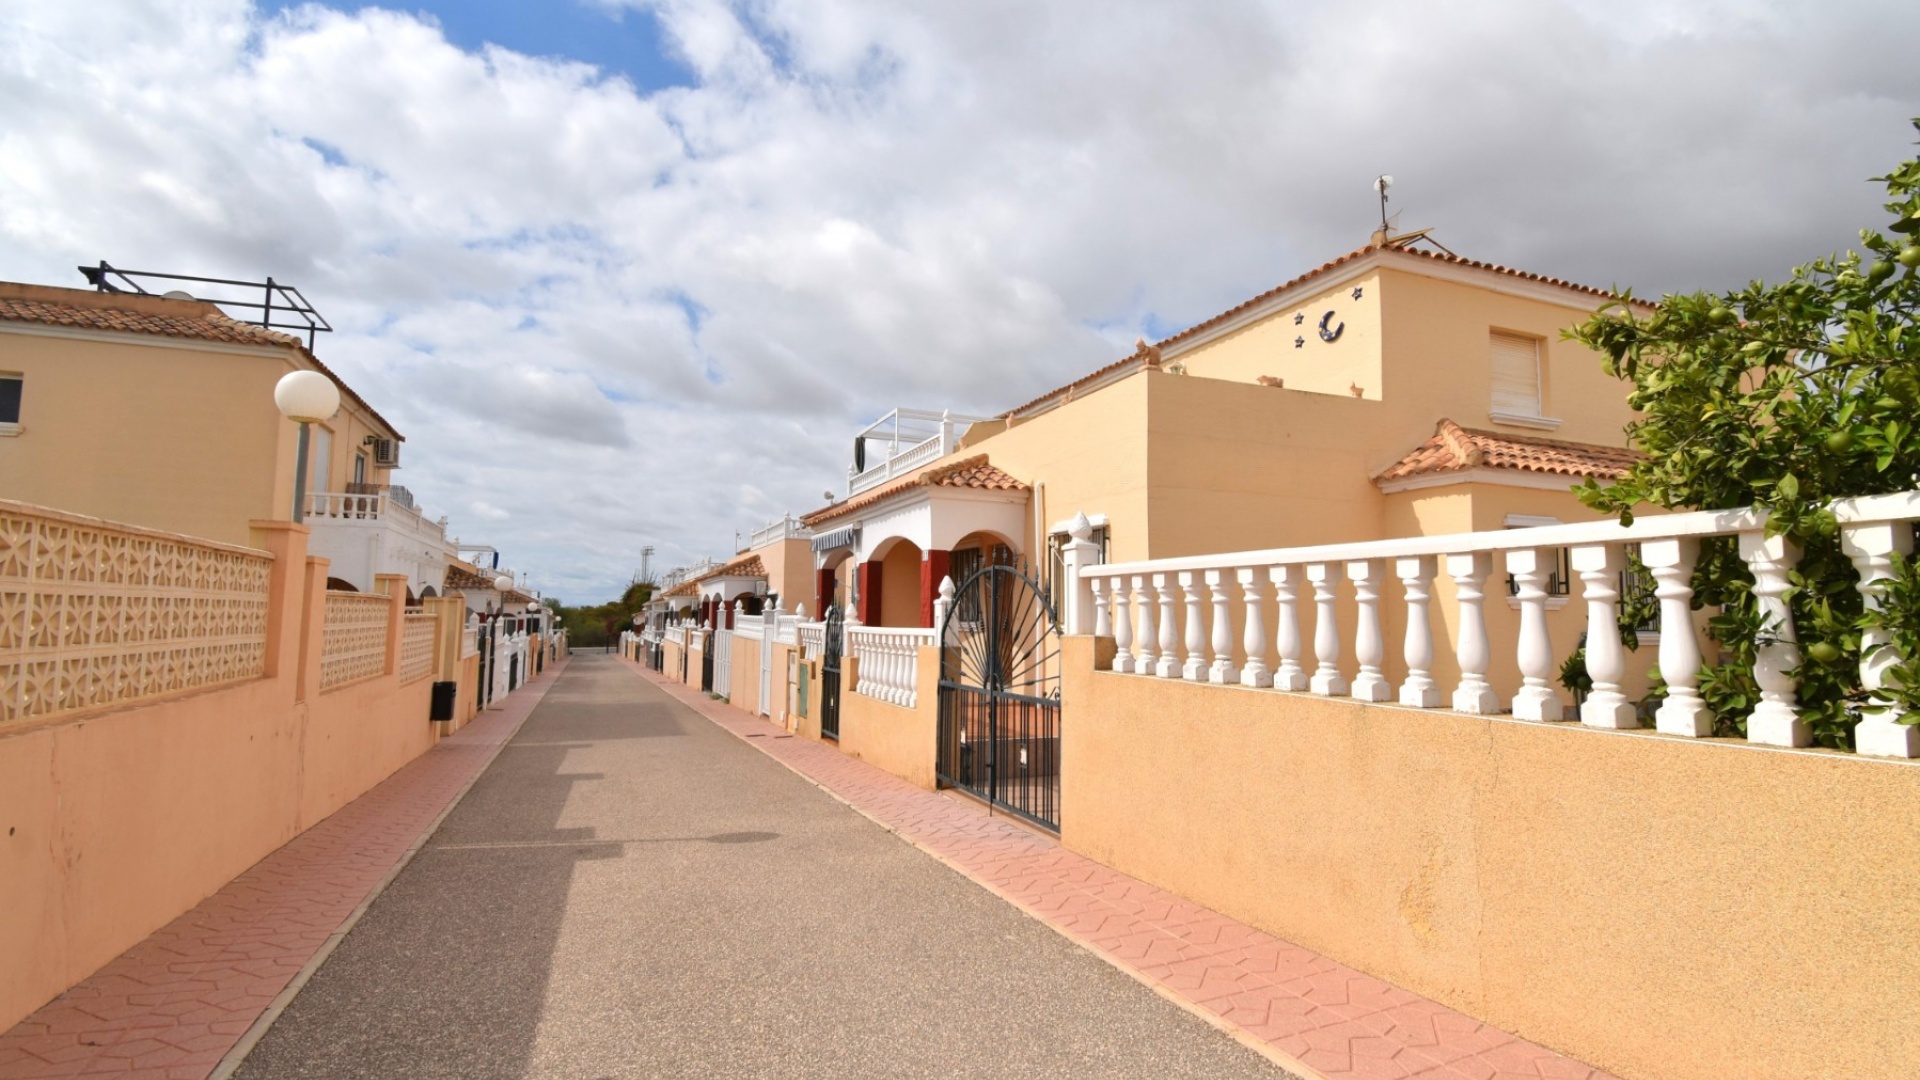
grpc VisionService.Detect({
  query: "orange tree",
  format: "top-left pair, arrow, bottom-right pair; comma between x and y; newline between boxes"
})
1570,121 -> 1920,749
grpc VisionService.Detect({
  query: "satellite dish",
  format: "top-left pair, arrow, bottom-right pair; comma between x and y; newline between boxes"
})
162,289 -> 195,301
1373,175 -> 1393,194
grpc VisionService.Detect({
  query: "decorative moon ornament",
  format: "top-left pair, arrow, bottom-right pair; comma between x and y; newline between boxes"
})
1318,310 -> 1344,343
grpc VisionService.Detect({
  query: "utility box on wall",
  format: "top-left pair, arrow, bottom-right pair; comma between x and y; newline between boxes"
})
429,681 -> 457,722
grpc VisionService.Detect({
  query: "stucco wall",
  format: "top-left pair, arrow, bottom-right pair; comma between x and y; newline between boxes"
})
1059,635 -> 1920,1080
0,318 -> 397,548
0,522 -> 439,1033
835,649 -> 940,789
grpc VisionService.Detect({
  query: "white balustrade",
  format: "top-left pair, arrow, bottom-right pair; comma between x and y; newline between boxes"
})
1395,556 -> 1440,707
1132,575 -> 1157,676
1347,559 -> 1390,702
1206,569 -> 1238,685
1075,490 -> 1920,758
1270,565 -> 1308,691
846,626 -> 938,708
1179,571 -> 1206,681
1844,522 -> 1918,757
1506,548 -> 1562,722
1237,567 -> 1271,688
1572,544 -> 1636,729
1306,563 -> 1347,696
1740,531 -> 1805,747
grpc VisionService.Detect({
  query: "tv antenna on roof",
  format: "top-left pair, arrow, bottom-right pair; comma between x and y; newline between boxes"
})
1369,175 -> 1457,256
1374,174 -> 1393,236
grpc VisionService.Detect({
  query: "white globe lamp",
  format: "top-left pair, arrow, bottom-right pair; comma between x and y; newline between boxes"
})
274,371 -> 341,523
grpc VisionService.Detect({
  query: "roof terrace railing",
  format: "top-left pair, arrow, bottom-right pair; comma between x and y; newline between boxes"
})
847,408 -> 993,497
78,261 -> 333,350
749,513 -> 812,549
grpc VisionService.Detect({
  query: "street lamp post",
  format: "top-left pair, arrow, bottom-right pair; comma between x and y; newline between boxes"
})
273,371 -> 341,524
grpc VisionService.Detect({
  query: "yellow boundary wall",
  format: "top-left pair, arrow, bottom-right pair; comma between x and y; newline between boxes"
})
1058,635 -> 1920,1080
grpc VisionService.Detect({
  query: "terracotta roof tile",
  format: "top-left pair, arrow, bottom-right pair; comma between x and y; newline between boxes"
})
443,562 -> 496,591
803,454 -> 1028,527
663,579 -> 701,598
1003,243 -> 1653,420
0,283 -> 404,441
1375,420 -> 1641,485
694,553 -> 766,583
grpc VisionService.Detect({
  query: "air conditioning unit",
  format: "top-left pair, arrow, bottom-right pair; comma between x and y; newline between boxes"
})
371,438 -> 401,469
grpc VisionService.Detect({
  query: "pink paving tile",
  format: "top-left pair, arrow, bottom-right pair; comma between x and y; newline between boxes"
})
0,662 -> 567,1080
631,657 -> 1625,1080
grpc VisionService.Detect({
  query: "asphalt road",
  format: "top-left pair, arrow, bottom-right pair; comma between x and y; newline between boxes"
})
234,654 -> 1292,1080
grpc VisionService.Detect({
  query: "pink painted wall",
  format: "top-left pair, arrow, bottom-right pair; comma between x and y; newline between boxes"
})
0,521 -> 438,1032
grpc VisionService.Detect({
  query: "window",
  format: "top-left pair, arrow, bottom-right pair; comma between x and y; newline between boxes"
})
0,374 -> 20,434
1490,331 -> 1551,426
311,427 -> 333,493
353,452 -> 368,485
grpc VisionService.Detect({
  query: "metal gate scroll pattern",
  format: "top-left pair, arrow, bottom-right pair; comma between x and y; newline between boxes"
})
819,605 -> 845,740
937,562 -> 1062,831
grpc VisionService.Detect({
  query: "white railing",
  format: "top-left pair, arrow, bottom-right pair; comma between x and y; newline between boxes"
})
666,626 -> 687,647
1075,490 -> 1920,759
847,408 -> 992,496
799,623 -> 825,660
774,612 -> 802,646
749,514 -> 812,549
846,626 -> 939,708
305,491 -> 448,547
713,628 -> 734,695
735,613 -> 765,640
461,623 -> 478,659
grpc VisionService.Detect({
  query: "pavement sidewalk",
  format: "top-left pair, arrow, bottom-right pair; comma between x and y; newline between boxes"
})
0,661 -> 567,1080
632,657 -> 1622,1080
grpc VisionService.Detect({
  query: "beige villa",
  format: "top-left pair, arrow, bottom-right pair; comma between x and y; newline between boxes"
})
0,279 -> 457,598
798,236 -> 1650,699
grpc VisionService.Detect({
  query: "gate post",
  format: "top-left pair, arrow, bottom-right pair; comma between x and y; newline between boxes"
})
1060,512 -> 1101,636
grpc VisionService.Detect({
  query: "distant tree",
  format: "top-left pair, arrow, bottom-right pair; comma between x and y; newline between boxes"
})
1569,120 -> 1920,748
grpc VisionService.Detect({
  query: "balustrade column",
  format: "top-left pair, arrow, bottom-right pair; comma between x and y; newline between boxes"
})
1269,565 -> 1308,691
1089,577 -> 1110,638
1506,548 -> 1562,721
1180,572 -> 1207,680
1572,544 -> 1638,729
1740,531 -> 1808,747
1132,575 -> 1157,675
1395,555 -> 1440,707
1237,568 -> 1271,688
1306,563 -> 1347,696
1641,539 -> 1710,737
1110,576 -> 1134,672
1205,570 -> 1239,684
1843,522 -> 1918,757
1154,572 -> 1181,678
1345,559 -> 1390,702
1445,552 -> 1499,714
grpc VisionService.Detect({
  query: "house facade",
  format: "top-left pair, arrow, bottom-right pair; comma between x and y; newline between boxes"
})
0,280 -> 455,597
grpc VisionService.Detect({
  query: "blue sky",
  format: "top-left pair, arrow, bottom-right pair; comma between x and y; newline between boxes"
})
258,0 -> 692,92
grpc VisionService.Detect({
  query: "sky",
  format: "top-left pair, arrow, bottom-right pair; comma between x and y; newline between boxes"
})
2,0 -> 1917,604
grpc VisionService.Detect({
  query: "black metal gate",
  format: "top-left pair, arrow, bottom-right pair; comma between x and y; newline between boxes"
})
937,563 -> 1062,831
819,605 -> 845,740
700,629 -> 715,693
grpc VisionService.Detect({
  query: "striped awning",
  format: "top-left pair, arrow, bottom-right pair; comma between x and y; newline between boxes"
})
811,525 -> 859,553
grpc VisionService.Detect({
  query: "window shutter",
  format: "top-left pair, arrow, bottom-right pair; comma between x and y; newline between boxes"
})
1490,332 -> 1541,416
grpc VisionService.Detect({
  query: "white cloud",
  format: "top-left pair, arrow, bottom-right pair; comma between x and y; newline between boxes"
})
1,0 -> 1916,601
